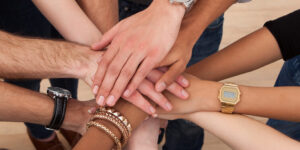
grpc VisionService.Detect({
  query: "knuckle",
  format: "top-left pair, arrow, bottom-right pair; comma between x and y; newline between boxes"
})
163,77 -> 174,85
99,58 -> 109,66
121,68 -> 133,78
138,69 -> 148,78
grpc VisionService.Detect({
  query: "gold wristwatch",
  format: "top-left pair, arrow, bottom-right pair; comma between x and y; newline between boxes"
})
218,83 -> 241,114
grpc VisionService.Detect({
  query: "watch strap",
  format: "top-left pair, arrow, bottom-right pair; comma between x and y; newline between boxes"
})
221,102 -> 235,114
46,96 -> 68,130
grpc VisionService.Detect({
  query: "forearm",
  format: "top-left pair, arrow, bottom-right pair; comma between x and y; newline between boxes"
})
0,81 -> 53,125
235,85 -> 300,121
186,27 -> 282,81
0,30 -> 99,80
160,74 -> 300,121
32,0 -> 102,45
77,0 -> 119,33
0,81 -> 95,134
178,0 -> 236,47
187,112 -> 300,150
74,99 -> 148,150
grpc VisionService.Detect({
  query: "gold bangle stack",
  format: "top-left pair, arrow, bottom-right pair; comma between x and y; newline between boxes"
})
86,121 -> 122,150
86,107 -> 132,150
97,107 -> 132,134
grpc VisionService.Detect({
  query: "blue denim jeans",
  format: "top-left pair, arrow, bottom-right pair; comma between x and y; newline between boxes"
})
267,56 -> 300,140
0,1 -> 79,139
119,1 -> 223,149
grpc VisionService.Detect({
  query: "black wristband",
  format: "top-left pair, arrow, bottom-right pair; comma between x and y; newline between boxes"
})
46,96 -> 68,130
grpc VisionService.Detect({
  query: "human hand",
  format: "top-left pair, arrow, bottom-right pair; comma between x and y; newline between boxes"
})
91,0 -> 186,107
154,35 -> 194,92
156,74 -> 222,116
62,99 -> 97,135
76,49 -> 104,87
125,118 -> 160,150
76,50 -> 189,115
108,69 -> 189,115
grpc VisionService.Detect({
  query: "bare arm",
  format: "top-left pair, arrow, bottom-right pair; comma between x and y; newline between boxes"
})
186,27 -> 282,81
74,99 -> 148,150
0,81 -> 95,134
76,0 -> 119,33
156,0 -> 237,90
0,30 -> 101,85
156,73 -> 300,122
187,112 -> 300,150
32,0 -> 102,45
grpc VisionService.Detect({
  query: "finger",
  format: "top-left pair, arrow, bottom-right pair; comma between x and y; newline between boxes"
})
125,57 -> 157,97
147,70 -> 189,99
158,67 -> 189,88
91,23 -> 120,50
92,43 -> 119,95
97,51 -> 132,106
93,45 -> 120,105
123,90 -> 156,115
157,114 -> 180,120
108,54 -> 145,106
138,80 -> 172,111
155,61 -> 186,92
88,107 -> 97,114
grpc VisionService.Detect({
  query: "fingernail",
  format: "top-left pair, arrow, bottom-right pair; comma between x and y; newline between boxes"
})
88,107 -> 96,114
165,103 -> 173,111
123,89 -> 131,97
149,106 -> 156,114
97,96 -> 105,105
144,116 -> 150,120
106,95 -> 115,106
181,89 -> 189,99
182,78 -> 189,86
156,82 -> 166,92
152,114 -> 158,118
92,86 -> 99,95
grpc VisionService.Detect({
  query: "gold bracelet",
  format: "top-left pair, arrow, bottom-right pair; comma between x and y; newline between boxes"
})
87,121 -> 122,150
91,114 -> 129,145
97,107 -> 132,135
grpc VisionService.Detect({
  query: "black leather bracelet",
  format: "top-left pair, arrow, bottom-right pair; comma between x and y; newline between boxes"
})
46,96 -> 68,130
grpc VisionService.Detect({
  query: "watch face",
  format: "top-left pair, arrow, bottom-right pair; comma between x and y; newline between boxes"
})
219,86 -> 240,104
47,87 -> 72,99
223,91 -> 236,99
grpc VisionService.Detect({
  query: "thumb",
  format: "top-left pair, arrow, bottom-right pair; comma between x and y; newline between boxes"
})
91,23 -> 120,50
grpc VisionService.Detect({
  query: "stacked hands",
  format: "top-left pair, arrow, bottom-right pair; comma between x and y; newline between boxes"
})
85,0 -> 193,116
73,0 -> 209,147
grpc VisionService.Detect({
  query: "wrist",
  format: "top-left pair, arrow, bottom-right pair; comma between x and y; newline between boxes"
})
150,0 -> 185,21
61,99 -> 89,133
178,23 -> 206,47
194,80 -> 222,112
62,43 -> 101,84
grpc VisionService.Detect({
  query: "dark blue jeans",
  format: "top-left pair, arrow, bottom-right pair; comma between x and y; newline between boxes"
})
267,56 -> 300,140
0,0 -> 78,139
119,1 -> 223,149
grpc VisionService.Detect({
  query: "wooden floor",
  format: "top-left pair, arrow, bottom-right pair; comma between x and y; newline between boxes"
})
1,0 -> 300,149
